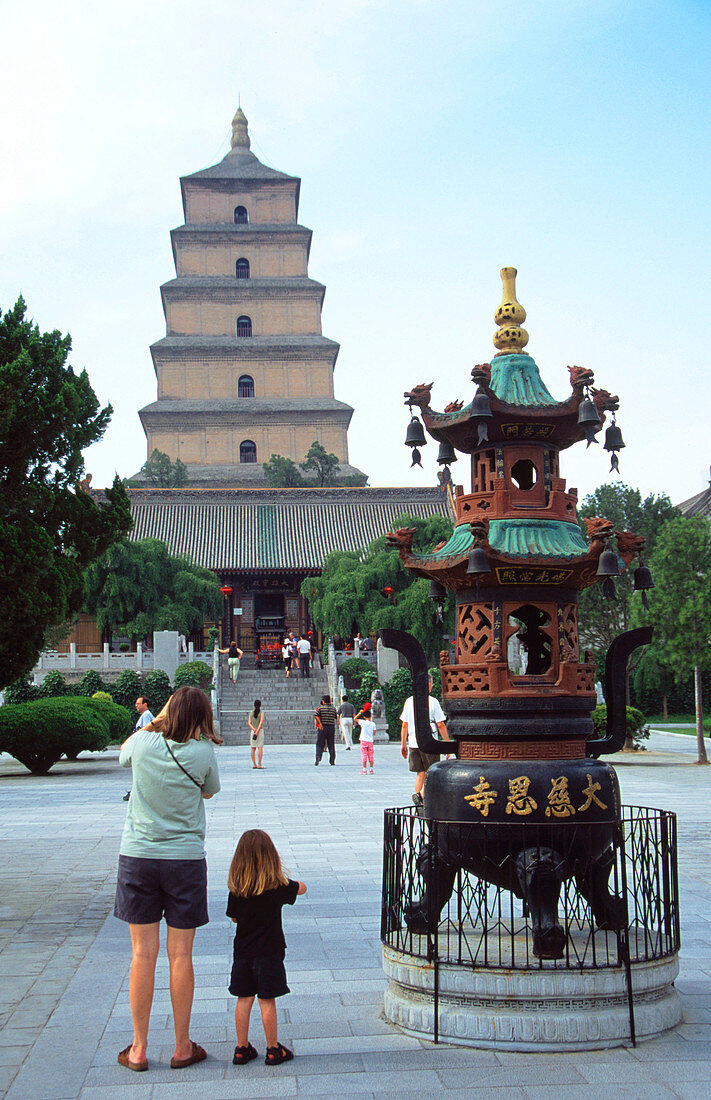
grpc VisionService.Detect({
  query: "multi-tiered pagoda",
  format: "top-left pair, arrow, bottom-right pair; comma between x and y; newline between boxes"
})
137,107 -> 364,486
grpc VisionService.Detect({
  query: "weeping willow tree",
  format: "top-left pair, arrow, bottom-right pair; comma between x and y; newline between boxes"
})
83,538 -> 222,640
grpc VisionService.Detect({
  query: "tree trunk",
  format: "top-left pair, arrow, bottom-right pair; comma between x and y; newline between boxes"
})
662,693 -> 668,721
695,665 -> 708,764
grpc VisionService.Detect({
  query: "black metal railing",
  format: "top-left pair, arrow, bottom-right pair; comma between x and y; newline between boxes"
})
381,805 -> 679,972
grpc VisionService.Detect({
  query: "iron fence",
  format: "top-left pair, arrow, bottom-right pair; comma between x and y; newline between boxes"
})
381,805 -> 679,972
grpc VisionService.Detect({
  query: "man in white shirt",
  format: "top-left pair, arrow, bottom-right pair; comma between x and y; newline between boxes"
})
400,675 -> 450,808
134,696 -> 154,732
297,634 -> 312,678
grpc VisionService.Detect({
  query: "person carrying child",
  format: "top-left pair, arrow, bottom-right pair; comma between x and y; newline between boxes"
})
354,703 -> 375,773
227,830 -> 306,1067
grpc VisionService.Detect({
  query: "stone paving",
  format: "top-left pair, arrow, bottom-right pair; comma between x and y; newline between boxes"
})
1,731 -> 710,1099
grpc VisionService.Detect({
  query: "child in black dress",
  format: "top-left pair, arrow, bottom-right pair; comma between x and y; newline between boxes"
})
228,829 -> 306,1066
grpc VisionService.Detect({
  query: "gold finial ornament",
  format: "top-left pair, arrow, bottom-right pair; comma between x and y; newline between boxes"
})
493,267 -> 529,355
231,106 -> 250,150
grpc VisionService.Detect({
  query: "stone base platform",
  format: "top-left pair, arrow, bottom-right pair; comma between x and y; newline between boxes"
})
383,936 -> 682,1051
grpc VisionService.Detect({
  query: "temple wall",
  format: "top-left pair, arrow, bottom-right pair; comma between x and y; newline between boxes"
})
157,359 -> 334,400
184,186 -> 297,225
146,422 -> 349,466
165,299 -> 322,336
175,243 -> 308,277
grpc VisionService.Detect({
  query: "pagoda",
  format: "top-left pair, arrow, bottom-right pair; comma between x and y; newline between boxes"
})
137,106 -> 365,486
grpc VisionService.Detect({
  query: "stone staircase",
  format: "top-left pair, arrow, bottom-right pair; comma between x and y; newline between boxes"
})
218,662 -> 330,745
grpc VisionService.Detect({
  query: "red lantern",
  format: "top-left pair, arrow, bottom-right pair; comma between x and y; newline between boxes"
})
219,586 -> 233,596
383,585 -> 394,597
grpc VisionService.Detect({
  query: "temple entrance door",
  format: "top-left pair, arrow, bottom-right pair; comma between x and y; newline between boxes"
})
255,593 -> 285,636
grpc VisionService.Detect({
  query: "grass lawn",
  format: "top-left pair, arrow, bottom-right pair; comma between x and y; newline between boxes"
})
647,713 -> 711,735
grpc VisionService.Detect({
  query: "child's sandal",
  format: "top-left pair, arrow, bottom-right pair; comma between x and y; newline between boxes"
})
233,1043 -> 259,1065
265,1043 -> 293,1065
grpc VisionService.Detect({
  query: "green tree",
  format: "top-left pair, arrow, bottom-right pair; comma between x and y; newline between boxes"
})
300,440 -> 340,486
0,297 -> 132,689
641,515 -> 711,764
577,483 -> 677,684
83,538 -> 222,640
141,449 -> 188,488
262,454 -> 305,488
302,513 -> 454,662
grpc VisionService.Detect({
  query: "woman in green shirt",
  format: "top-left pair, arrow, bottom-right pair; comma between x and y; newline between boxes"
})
115,686 -> 221,1073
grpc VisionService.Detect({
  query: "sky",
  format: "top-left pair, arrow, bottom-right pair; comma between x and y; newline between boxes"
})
1,0 -> 710,508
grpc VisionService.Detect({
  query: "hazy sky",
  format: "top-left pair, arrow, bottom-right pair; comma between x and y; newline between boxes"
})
2,0 -> 709,507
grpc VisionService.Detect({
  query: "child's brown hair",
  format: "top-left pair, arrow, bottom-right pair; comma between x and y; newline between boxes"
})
228,829 -> 289,897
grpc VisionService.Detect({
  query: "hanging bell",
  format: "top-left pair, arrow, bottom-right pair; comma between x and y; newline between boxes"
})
604,419 -> 625,474
471,387 -> 493,444
633,561 -> 654,610
429,578 -> 447,601
467,546 -> 490,575
577,395 -> 602,447
596,543 -> 619,601
405,415 -> 426,449
437,440 -> 457,465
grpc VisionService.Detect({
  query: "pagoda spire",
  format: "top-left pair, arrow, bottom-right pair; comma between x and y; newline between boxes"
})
231,106 -> 250,150
493,266 -> 529,356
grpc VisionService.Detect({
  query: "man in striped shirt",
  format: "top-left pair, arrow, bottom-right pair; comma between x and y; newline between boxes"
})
314,695 -> 338,766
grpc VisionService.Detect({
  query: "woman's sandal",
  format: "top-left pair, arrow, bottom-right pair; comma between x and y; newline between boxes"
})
117,1044 -> 148,1072
170,1040 -> 207,1069
233,1042 -> 259,1065
265,1043 -> 294,1065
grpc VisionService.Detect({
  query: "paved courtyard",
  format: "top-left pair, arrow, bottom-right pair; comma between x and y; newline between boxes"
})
1,731 -> 710,1099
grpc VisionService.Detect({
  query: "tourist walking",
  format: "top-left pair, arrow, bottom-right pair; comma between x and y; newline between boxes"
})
355,709 -> 375,773
228,829 -> 306,1067
297,634 -> 311,678
337,693 -> 354,750
400,674 -> 451,808
219,640 -> 243,683
282,640 -> 291,678
114,686 -> 222,1072
314,694 -> 337,765
289,633 -> 299,671
249,700 -> 265,769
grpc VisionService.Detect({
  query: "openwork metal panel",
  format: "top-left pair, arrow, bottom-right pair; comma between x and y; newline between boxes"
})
381,805 -> 679,971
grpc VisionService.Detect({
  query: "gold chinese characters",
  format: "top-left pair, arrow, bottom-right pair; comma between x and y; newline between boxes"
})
464,773 -> 608,818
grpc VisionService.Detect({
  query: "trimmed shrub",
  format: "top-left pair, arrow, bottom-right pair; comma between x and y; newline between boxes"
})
76,669 -> 106,697
142,670 -> 172,713
38,670 -> 69,697
0,698 -> 111,774
4,677 -> 42,704
591,705 -> 650,748
79,696 -> 133,741
111,669 -> 143,709
174,661 -> 213,691
207,627 -> 220,650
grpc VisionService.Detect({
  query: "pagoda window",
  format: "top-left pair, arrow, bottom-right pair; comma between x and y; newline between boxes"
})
240,440 -> 257,464
238,375 -> 255,398
235,258 -> 250,279
511,459 -> 538,491
234,205 -> 248,224
507,605 -> 552,676
236,315 -> 252,337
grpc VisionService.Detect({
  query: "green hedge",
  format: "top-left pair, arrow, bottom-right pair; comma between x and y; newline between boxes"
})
174,661 -> 213,690
142,670 -> 172,713
0,698 -> 112,774
591,704 -> 650,748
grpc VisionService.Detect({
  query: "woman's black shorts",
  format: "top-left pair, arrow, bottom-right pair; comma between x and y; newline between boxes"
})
114,855 -> 208,928
229,955 -> 290,999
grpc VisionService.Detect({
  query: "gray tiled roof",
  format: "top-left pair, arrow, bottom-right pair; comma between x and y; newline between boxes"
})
127,487 -> 452,572
182,146 -> 299,184
677,486 -> 711,517
150,334 -> 339,353
160,277 -> 325,292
